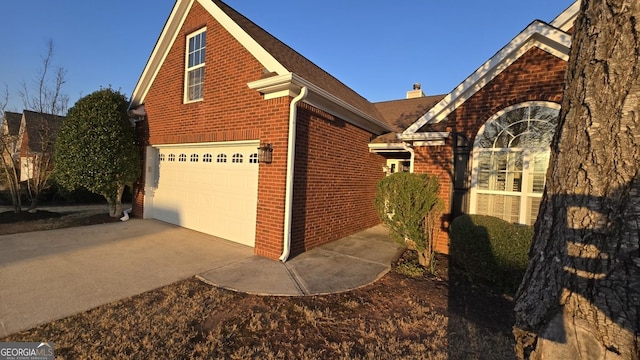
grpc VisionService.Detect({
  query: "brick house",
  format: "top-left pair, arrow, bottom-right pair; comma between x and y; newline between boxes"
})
129,0 -> 579,260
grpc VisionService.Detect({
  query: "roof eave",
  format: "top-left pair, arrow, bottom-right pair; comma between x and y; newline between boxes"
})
129,0 -> 289,109
550,1 -> 581,31
367,143 -> 407,152
129,0 -> 194,109
398,132 -> 450,141
248,73 -> 393,134
402,21 -> 572,135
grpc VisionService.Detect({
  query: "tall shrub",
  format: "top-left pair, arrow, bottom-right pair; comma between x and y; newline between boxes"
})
54,87 -> 140,217
374,172 -> 443,268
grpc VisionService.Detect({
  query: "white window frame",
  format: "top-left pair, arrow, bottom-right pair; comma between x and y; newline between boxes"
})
469,101 -> 560,225
184,28 -> 206,103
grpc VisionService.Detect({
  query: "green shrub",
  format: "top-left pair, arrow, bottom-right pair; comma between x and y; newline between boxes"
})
449,214 -> 533,294
374,172 -> 443,269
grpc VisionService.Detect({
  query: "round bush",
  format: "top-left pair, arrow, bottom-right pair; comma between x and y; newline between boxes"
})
449,214 -> 533,294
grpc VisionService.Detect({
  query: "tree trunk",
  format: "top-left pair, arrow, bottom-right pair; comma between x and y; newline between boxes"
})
105,184 -> 125,218
417,249 -> 431,268
514,1 -> 640,359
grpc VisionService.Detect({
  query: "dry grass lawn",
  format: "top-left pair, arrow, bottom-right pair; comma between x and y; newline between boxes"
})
0,210 -> 516,359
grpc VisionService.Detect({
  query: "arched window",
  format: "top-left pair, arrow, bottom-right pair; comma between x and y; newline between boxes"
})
470,102 -> 559,225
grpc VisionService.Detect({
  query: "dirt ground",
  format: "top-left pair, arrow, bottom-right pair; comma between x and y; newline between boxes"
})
0,209 -> 516,359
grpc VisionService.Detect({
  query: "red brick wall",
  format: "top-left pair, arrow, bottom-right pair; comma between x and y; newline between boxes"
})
443,47 -> 566,144
413,142 -> 453,254
290,103 -> 386,255
132,2 -> 291,259
414,47 -> 567,254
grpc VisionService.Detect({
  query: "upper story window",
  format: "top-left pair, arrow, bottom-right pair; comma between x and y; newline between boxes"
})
185,28 -> 206,103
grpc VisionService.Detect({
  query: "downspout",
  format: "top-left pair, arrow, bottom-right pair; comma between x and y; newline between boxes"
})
280,86 -> 308,262
402,142 -> 415,173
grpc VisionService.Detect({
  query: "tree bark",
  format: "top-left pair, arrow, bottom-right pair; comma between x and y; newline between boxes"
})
105,184 -> 125,218
514,1 -> 640,359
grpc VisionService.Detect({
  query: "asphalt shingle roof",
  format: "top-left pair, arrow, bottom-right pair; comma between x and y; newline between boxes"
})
22,110 -> 64,153
3,112 -> 22,137
213,0 -> 386,122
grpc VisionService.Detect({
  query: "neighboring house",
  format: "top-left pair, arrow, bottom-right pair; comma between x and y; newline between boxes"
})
0,112 -> 23,191
1,111 -> 23,165
16,111 -> 63,182
129,0 -> 580,259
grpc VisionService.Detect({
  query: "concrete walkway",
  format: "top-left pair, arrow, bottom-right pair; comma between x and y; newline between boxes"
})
0,219 -> 402,337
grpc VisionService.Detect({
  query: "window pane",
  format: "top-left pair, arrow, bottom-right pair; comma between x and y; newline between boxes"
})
527,197 -> 543,225
185,30 -> 206,102
187,67 -> 204,101
473,104 -> 559,225
476,193 -> 520,223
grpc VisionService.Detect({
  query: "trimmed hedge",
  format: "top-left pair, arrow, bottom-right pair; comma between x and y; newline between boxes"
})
449,214 -> 533,294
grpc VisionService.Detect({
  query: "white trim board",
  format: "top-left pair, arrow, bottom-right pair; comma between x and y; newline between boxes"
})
403,21 -> 572,135
129,0 -> 288,108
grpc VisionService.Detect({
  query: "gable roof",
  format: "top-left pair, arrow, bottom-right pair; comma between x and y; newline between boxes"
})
550,1 -> 581,32
3,112 -> 22,136
21,110 -> 64,153
130,0 -> 390,133
401,2 -> 580,138
374,95 -> 446,133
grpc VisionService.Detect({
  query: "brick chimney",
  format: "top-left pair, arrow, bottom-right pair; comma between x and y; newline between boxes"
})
406,83 -> 425,99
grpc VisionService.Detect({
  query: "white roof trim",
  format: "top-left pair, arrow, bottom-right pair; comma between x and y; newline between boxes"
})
403,21 -> 572,135
248,73 -> 393,134
129,0 -> 289,108
368,143 -> 407,152
550,1 -> 581,32
130,0 -> 194,108
398,132 -> 450,141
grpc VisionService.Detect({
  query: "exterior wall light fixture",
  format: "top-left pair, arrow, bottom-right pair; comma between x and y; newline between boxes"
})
258,143 -> 273,164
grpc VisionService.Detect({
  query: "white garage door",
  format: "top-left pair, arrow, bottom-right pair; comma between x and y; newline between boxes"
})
150,142 -> 259,247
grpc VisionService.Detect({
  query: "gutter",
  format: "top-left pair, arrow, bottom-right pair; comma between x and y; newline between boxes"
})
401,142 -> 415,173
280,86 -> 308,262
248,73 -> 392,135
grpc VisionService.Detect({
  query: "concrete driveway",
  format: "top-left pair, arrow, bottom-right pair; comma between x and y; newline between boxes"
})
0,218 -> 403,338
0,219 -> 254,337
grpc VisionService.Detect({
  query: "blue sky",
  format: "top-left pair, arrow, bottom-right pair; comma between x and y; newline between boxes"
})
0,1 -> 575,113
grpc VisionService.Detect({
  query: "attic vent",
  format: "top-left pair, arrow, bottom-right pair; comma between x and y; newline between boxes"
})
406,83 -> 425,99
